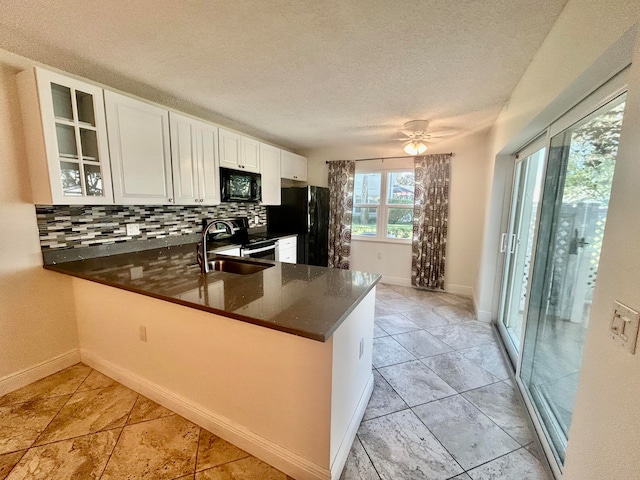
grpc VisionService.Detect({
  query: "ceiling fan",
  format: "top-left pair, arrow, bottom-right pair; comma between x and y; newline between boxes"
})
399,120 -> 457,155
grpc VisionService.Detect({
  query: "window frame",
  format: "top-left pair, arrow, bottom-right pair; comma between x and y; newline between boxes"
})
352,168 -> 414,244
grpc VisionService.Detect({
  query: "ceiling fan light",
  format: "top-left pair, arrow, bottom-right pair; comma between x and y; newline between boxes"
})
404,141 -> 428,155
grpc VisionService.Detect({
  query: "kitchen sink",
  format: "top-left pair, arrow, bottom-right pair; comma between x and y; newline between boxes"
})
206,256 -> 273,275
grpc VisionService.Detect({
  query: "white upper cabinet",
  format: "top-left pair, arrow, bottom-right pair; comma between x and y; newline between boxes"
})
281,150 -> 307,181
17,67 -> 114,204
260,143 -> 281,206
218,128 -> 260,173
169,113 -> 220,205
105,91 -> 174,205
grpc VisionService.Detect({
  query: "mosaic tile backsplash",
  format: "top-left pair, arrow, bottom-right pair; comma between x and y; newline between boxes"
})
36,203 -> 267,250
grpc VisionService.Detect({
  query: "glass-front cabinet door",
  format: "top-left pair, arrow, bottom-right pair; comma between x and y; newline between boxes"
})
18,67 -> 113,204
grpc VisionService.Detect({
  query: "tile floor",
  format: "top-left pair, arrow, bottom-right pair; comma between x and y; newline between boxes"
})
340,283 -> 553,480
0,364 -> 292,480
0,283 -> 552,480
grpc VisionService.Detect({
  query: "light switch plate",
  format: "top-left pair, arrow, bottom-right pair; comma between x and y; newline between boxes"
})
610,301 -> 640,354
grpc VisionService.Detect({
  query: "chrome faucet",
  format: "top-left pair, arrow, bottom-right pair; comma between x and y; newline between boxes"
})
197,219 -> 235,273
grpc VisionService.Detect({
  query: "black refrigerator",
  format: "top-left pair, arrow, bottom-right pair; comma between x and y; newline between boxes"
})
267,186 -> 330,267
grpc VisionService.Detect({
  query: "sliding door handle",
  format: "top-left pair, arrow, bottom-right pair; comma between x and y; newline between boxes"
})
500,233 -> 508,253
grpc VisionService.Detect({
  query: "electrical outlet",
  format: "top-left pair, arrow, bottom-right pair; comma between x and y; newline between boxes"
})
359,338 -> 364,359
139,325 -> 147,342
126,223 -> 141,236
254,215 -> 260,224
129,266 -> 143,280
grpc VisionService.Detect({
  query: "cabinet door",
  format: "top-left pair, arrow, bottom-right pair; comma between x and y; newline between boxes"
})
218,128 -> 241,170
281,151 -> 307,181
280,150 -> 294,179
241,137 -> 260,173
197,123 -> 221,205
170,113 -> 199,204
293,154 -> 307,182
277,236 -> 297,263
105,91 -> 173,204
170,112 -> 220,205
260,143 -> 281,205
18,67 -> 113,204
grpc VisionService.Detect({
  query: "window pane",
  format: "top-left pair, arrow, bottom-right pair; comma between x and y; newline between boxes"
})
84,164 -> 103,196
352,207 -> 377,236
387,171 -> 414,204
387,208 -> 413,239
51,83 -> 73,120
60,161 -> 82,196
354,173 -> 381,204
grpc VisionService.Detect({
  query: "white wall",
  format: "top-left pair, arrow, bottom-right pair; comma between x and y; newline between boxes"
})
476,1 -> 640,478
563,26 -> 640,480
0,58 -> 78,389
305,132 -> 491,298
476,1 -> 640,318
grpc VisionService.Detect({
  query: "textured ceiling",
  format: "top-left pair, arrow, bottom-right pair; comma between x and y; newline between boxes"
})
0,0 -> 568,151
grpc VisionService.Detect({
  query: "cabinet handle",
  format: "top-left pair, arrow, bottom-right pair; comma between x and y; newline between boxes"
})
168,198 -> 173,203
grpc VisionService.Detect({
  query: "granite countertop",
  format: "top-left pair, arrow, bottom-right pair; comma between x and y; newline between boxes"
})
45,242 -> 380,342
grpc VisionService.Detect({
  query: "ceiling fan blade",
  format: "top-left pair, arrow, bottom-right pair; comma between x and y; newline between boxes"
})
428,129 -> 458,138
399,129 -> 417,137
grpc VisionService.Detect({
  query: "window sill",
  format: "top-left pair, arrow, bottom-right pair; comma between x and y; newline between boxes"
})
352,237 -> 412,246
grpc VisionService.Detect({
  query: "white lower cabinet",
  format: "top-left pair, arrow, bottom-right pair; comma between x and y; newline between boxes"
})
260,143 -> 281,205
169,112 -> 220,205
276,236 -> 297,263
105,91 -> 173,204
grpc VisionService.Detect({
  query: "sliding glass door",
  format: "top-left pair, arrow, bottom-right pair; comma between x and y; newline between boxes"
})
498,141 -> 546,361
520,93 -> 626,466
496,71 -> 627,476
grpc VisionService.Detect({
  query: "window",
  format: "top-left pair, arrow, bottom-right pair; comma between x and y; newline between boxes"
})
352,170 -> 414,241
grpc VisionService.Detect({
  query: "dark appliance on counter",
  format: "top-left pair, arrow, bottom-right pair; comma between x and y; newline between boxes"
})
266,186 -> 330,266
202,217 -> 279,260
220,168 -> 262,203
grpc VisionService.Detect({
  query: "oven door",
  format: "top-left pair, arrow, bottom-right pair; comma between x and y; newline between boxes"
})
242,241 -> 278,261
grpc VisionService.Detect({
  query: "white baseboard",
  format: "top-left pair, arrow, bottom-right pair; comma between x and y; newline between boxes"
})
444,283 -> 473,297
0,349 -> 81,396
379,276 -> 412,287
80,350 -> 331,480
470,288 -> 493,323
330,373 -> 374,479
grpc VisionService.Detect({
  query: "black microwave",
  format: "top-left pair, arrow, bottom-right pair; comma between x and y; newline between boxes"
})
220,168 -> 262,203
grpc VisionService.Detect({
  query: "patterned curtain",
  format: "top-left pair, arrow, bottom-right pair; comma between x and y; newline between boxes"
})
412,153 -> 452,289
328,160 -> 356,269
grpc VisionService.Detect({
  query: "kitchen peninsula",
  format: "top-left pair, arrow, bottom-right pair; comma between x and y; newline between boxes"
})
46,243 -> 380,480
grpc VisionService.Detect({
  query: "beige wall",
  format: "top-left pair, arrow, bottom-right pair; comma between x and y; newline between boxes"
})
477,0 -> 640,478
0,60 -> 78,383
305,132 -> 491,297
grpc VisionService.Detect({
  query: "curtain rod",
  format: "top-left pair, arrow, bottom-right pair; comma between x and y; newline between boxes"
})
325,153 -> 454,164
